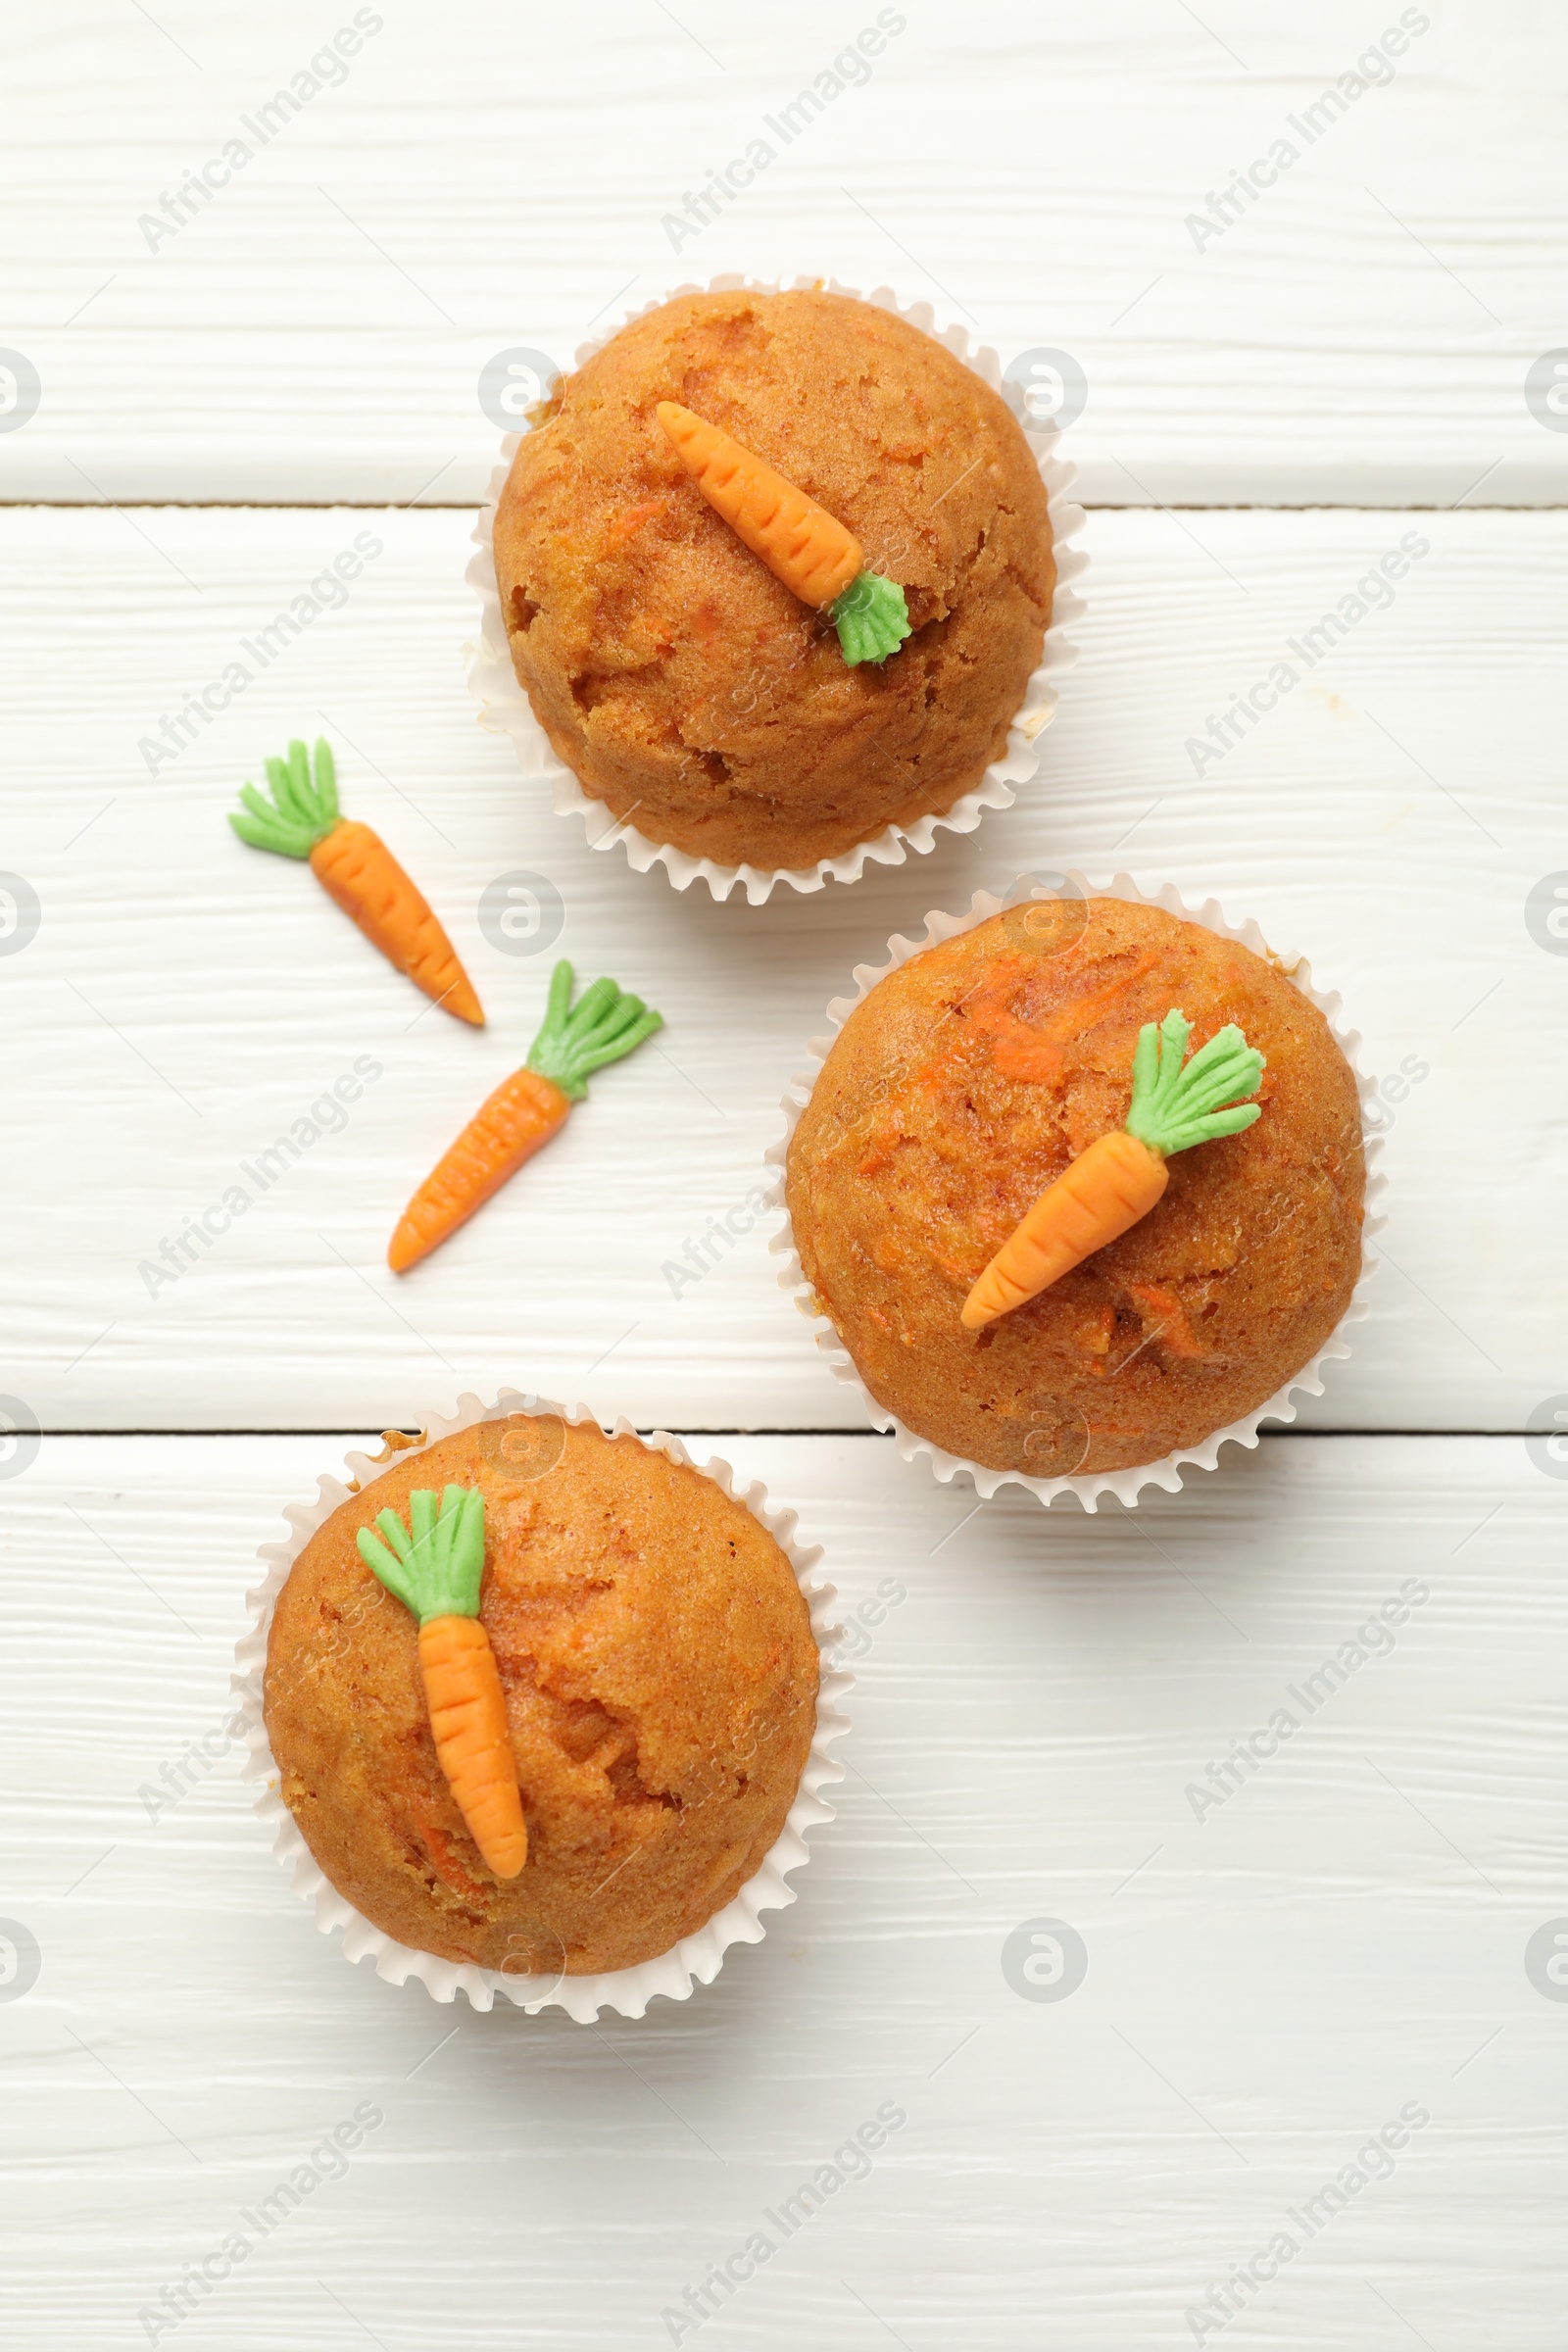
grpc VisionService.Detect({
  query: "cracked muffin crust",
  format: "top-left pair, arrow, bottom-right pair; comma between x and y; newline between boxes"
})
492,288 -> 1054,871
785,899 -> 1365,1477
265,1418 -> 818,1975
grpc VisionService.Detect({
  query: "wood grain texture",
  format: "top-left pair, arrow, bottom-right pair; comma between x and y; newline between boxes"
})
0,1432 -> 1562,2349
1,1 -> 1565,506
1,503 -> 1561,1435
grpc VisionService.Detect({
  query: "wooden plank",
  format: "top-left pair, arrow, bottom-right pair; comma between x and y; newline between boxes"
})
1,502 -> 1559,1434
1,1432 -> 1562,2347
0,2 -> 1564,506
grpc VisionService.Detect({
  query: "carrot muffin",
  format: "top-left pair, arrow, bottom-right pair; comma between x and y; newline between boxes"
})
785,898 -> 1365,1478
265,1417 -> 819,1976
492,287 -> 1054,871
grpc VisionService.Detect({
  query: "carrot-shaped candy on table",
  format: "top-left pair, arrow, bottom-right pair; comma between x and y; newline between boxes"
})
657,401 -> 911,667
960,1009 -> 1265,1332
227,737 -> 484,1025
356,1485 -> 526,1878
388,958 -> 662,1272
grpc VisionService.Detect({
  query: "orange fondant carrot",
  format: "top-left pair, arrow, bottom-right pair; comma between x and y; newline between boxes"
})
388,959 -> 662,1272
228,738 -> 483,1025
961,1010 -> 1264,1330
657,401 -> 909,664
658,400 -> 862,606
357,1485 -> 526,1878
417,1612 -> 525,1875
390,1066 -> 568,1273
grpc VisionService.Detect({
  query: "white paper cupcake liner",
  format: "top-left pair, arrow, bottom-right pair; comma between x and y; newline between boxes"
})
233,1391 -> 850,2021
764,874 -> 1387,1512
464,272 -> 1087,905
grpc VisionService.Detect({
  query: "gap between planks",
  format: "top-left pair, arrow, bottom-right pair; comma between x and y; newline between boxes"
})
23,1427 -> 1537,1441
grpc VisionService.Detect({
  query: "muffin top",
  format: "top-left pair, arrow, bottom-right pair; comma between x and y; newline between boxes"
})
785,898 -> 1365,1477
493,288 -> 1054,870
265,1418 -> 818,1976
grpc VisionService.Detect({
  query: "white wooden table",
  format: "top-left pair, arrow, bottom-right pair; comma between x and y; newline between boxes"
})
3,8 -> 1565,2347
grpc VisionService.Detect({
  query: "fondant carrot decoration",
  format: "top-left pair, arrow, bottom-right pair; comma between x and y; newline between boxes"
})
356,1485 -> 526,1877
227,737 -> 484,1025
388,958 -> 662,1272
657,400 -> 910,666
960,1010 -> 1265,1331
